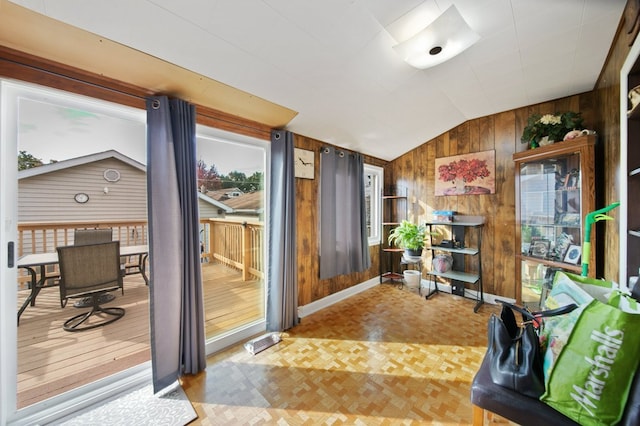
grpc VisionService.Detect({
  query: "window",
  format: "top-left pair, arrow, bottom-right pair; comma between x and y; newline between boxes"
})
364,164 -> 383,245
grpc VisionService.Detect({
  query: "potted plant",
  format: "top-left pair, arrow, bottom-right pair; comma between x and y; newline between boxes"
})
388,220 -> 426,257
521,111 -> 584,149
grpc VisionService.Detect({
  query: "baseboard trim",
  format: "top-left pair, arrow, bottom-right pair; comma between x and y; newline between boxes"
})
297,277 -> 513,319
298,277 -> 379,318
298,276 -> 512,319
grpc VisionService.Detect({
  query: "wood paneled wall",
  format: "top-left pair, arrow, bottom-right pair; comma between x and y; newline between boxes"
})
592,0 -> 635,282
293,134 -> 387,306
386,94 -> 598,299
2,0 -> 635,304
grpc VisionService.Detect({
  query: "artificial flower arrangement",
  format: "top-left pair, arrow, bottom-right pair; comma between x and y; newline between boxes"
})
521,111 -> 584,147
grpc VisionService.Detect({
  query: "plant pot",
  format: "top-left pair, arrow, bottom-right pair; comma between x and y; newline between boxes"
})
404,248 -> 423,258
403,270 -> 421,288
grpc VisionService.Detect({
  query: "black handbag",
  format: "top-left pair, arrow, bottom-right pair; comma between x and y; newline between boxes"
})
487,301 -> 577,398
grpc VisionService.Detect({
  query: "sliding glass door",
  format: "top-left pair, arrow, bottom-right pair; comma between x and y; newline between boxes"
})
0,79 -> 269,423
0,80 -> 149,421
196,127 -> 268,352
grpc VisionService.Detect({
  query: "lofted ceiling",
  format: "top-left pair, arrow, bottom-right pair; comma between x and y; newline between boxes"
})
6,0 -> 626,161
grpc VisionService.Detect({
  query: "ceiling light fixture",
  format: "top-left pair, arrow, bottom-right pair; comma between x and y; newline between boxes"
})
393,5 -> 479,70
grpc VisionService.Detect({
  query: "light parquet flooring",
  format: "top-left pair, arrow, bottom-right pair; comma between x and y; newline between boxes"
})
181,284 -> 502,425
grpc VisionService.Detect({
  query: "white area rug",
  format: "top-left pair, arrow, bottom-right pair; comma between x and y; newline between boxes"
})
55,383 -> 197,425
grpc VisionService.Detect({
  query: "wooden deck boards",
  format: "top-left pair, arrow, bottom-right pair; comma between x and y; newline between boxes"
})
16,262 -> 264,408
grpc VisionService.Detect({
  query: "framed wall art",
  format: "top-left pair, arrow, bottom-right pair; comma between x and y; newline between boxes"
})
435,150 -> 496,196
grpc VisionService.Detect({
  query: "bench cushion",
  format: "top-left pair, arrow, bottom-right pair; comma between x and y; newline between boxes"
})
471,349 -> 578,426
471,349 -> 640,426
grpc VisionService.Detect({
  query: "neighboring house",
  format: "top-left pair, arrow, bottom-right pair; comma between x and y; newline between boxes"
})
222,190 -> 264,221
19,150 -> 232,224
206,187 -> 244,201
197,192 -> 233,219
18,150 -> 147,223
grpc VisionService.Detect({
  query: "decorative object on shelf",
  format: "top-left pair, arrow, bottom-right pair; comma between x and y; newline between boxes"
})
432,254 -> 453,273
294,148 -> 314,179
565,129 -> 597,140
387,220 -> 426,257
563,129 -> 582,141
628,84 -> 640,117
539,136 -> 554,146
435,150 -> 495,196
529,238 -> 551,259
521,112 -> 584,148
432,210 -> 455,222
553,232 -> 574,261
563,244 -> 581,264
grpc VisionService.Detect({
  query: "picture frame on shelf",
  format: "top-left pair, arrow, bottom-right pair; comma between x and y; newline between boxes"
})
559,213 -> 581,227
529,238 -> 551,259
563,244 -> 582,265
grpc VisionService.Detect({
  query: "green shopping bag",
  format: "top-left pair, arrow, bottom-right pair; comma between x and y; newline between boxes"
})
540,272 -> 640,426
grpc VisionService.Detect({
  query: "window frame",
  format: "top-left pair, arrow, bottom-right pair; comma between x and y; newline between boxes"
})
363,164 -> 383,246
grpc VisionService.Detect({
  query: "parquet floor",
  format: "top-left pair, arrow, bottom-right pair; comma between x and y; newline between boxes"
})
181,284 -> 503,425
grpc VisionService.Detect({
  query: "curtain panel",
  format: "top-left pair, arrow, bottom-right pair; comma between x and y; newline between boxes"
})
319,147 -> 371,280
267,130 -> 298,331
146,96 -> 205,393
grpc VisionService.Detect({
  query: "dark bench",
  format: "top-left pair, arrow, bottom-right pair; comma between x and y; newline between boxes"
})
470,349 -> 640,425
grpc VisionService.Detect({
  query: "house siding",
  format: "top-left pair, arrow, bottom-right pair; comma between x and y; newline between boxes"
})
19,157 -> 147,223
197,199 -> 223,219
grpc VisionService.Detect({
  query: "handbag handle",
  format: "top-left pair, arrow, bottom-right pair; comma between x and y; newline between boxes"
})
496,300 -> 578,322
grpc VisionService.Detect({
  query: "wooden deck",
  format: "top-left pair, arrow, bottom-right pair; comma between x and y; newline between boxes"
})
16,262 -> 264,408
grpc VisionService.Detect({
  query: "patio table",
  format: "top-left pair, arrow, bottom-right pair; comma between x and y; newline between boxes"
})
17,244 -> 149,324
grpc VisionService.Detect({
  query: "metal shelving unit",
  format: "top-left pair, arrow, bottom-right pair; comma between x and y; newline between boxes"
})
424,215 -> 484,312
380,187 -> 407,283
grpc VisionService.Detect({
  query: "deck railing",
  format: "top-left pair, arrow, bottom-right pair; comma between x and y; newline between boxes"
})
16,218 -> 264,285
200,218 -> 264,281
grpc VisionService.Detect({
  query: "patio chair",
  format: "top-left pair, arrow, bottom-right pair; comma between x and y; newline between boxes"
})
57,241 -> 125,331
73,228 -> 113,246
74,227 -> 124,297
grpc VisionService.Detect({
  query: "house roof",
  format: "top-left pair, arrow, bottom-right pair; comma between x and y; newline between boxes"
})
222,191 -> 263,212
1,0 -> 627,161
18,149 -> 145,179
206,188 -> 244,201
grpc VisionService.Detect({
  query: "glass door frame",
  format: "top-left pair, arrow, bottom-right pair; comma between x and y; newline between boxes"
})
1,78 -> 272,423
195,125 -> 270,355
0,79 -> 151,425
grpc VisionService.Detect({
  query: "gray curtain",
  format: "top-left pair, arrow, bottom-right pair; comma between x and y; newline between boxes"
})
267,130 -> 298,331
319,147 -> 371,279
146,96 -> 205,393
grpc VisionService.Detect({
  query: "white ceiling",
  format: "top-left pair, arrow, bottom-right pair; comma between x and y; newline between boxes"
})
10,0 -> 626,161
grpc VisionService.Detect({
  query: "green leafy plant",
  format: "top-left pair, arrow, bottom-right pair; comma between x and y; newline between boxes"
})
521,112 -> 584,145
388,220 -> 426,251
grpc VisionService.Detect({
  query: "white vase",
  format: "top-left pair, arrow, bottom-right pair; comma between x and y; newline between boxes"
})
539,136 -> 554,146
